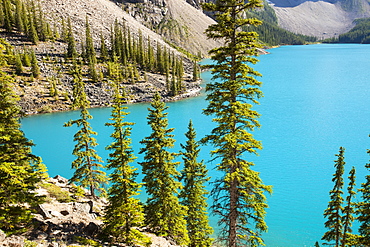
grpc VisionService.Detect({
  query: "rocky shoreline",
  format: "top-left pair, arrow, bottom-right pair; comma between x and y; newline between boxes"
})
0,30 -> 203,116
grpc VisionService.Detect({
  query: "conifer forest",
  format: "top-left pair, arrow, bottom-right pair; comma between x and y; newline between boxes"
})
0,0 -> 369,246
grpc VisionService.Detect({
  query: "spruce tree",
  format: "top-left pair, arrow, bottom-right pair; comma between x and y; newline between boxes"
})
70,63 -> 87,110
0,39 -> 46,234
85,16 -> 96,65
202,0 -> 271,246
180,120 -> 214,247
2,0 -> 12,32
322,147 -> 345,247
0,0 -> 4,27
66,17 -> 77,59
20,3 -> 28,37
28,15 -> 39,45
146,37 -> 154,71
64,64 -> 107,199
341,166 -> 356,247
357,139 -> 370,245
30,49 -> 40,78
22,49 -> 31,67
192,60 -> 199,81
14,0 -> 23,32
15,53 -> 23,75
139,93 -> 189,246
103,86 -> 150,246
100,32 -> 108,62
64,107 -> 107,199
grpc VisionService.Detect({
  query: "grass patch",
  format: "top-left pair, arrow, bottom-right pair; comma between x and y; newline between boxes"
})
40,182 -> 75,203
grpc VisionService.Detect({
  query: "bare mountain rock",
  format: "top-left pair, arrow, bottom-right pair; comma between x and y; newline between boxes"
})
270,0 -> 370,38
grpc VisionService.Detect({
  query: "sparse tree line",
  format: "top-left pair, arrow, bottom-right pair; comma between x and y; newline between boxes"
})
317,146 -> 370,247
0,0 -> 201,98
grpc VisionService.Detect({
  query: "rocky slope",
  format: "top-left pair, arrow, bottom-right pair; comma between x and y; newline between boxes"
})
270,0 -> 370,39
120,0 -> 221,56
1,0 -> 220,115
0,175 -> 180,247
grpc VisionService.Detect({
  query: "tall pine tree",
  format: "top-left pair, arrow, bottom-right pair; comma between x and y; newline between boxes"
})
66,17 -> 77,59
139,93 -> 189,246
322,147 -> 345,247
341,166 -> 356,247
202,0 -> 272,246
64,64 -> 107,199
0,39 -> 46,234
180,120 -> 214,247
357,138 -> 370,245
103,86 -> 150,246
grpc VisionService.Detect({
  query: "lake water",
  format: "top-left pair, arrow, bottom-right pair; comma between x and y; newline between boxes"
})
21,44 -> 370,246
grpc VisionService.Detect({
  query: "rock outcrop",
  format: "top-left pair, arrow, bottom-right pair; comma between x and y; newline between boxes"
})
0,175 -> 180,247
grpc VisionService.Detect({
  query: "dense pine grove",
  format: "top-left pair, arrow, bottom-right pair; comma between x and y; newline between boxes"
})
323,18 -> 370,43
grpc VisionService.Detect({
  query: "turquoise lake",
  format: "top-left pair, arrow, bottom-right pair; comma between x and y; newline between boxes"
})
21,44 -> 370,246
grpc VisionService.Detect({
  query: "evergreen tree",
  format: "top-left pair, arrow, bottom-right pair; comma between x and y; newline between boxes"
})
180,120 -> 214,247
103,86 -> 150,246
15,53 -> 23,75
36,3 -> 47,41
100,32 -> 108,62
202,0 -> 272,246
66,17 -> 77,59
322,147 -> 346,247
192,60 -> 199,81
14,0 -> 23,32
170,66 -> 178,96
22,49 -> 31,67
85,16 -> 96,65
64,64 -> 107,198
64,107 -> 107,199
0,0 -> 4,27
28,15 -> 39,45
156,42 -> 164,73
2,0 -> 12,32
20,3 -> 28,37
176,58 -> 184,92
139,93 -> 189,245
314,241 -> 320,247
0,39 -> 46,234
341,166 -> 356,247
146,37 -> 154,71
357,139 -> 370,245
138,29 -> 144,66
70,63 -> 88,110
30,49 -> 40,78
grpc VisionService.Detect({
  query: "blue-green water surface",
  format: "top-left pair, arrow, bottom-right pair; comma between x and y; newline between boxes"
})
21,44 -> 370,246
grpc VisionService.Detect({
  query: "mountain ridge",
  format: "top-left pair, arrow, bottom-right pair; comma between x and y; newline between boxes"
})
269,0 -> 370,38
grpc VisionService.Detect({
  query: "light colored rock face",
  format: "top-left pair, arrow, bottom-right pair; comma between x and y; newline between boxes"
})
270,0 -> 370,39
273,1 -> 354,39
166,0 -> 221,56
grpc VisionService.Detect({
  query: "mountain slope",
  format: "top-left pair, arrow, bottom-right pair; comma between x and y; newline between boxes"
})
0,0 -> 220,114
270,0 -> 370,38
